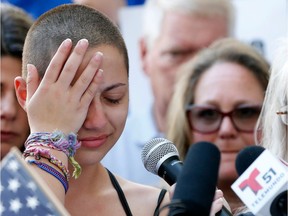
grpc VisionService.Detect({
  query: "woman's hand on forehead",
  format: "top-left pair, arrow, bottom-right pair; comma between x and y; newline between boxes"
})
25,39 -> 104,135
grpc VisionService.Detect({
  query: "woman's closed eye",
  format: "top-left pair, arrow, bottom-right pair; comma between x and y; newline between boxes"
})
101,83 -> 128,105
103,92 -> 127,105
105,97 -> 121,104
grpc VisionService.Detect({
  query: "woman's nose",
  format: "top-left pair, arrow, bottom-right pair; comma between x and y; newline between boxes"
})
1,93 -> 18,120
218,116 -> 237,138
83,101 -> 108,129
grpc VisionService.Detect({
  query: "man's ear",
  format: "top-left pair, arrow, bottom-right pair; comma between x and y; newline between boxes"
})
14,76 -> 27,110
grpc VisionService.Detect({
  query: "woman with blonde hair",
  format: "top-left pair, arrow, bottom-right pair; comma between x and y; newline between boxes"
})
236,39 -> 288,216
256,39 -> 288,161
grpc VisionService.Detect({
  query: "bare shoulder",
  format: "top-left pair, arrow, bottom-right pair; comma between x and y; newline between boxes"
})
116,175 -> 170,216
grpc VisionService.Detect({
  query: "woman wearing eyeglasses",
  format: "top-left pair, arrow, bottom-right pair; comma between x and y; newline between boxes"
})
166,38 -> 270,213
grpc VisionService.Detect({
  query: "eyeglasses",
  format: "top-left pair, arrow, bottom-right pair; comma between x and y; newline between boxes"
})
186,104 -> 262,134
276,105 -> 288,125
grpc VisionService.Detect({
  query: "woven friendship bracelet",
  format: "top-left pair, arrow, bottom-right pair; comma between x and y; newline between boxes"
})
25,131 -> 81,178
23,147 -> 70,180
28,160 -> 69,193
23,147 -> 50,160
25,143 -> 58,151
25,131 -> 81,157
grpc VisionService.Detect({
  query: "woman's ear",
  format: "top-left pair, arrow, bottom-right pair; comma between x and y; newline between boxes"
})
14,76 -> 27,110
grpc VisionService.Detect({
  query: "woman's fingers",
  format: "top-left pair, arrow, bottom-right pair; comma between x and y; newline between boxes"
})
26,64 -> 40,102
73,51 -> 103,104
25,39 -> 104,134
214,189 -> 224,200
210,197 -> 224,216
42,39 -> 73,85
41,38 -> 102,98
209,189 -> 232,216
24,38 -> 105,134
57,39 -> 90,87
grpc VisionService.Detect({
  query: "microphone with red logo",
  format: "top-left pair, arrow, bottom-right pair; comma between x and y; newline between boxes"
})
231,146 -> 288,216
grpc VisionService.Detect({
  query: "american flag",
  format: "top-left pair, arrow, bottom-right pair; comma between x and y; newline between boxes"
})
0,148 -> 70,216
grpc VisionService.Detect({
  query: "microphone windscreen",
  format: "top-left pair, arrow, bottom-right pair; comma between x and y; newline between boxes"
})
235,146 -> 265,176
141,138 -> 179,175
170,142 -> 220,216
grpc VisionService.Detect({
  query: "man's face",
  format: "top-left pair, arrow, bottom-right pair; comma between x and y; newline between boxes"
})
142,11 -> 228,114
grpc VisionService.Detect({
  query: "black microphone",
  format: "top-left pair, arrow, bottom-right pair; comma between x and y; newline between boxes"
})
169,141 -> 220,216
235,145 -> 265,176
141,137 -> 183,186
232,146 -> 288,216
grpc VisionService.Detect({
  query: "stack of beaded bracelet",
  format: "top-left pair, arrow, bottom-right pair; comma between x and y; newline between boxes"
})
23,131 -> 81,193
23,147 -> 70,180
25,131 -> 81,178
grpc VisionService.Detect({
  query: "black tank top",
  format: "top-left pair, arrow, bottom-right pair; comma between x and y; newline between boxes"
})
107,169 -> 167,216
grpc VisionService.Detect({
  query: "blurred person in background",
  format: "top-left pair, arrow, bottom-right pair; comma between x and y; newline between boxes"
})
2,0 -> 72,19
102,0 -> 235,187
73,0 -> 126,25
256,38 -> 288,162
1,3 -> 33,159
236,38 -> 287,216
166,38 -> 270,212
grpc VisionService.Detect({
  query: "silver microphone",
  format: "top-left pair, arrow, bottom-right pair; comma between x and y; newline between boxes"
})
141,138 -> 183,185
